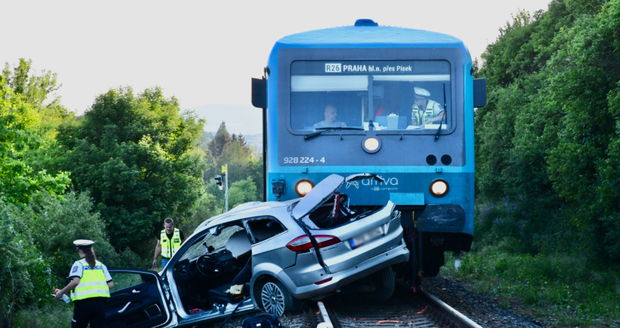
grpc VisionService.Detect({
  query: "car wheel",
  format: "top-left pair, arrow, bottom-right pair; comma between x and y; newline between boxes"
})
259,280 -> 295,316
370,266 -> 395,302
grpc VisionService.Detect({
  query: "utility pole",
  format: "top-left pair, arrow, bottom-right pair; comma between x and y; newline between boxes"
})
214,163 -> 229,212
222,164 -> 229,212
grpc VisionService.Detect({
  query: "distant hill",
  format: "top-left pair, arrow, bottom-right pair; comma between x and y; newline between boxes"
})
243,134 -> 263,155
191,104 -> 263,154
190,103 -> 263,135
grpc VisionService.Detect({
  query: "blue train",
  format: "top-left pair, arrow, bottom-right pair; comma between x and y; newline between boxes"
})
252,19 -> 486,286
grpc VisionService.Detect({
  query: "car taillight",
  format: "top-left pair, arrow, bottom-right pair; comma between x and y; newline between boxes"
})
286,235 -> 341,252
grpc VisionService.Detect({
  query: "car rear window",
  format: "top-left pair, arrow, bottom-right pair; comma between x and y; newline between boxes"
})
248,218 -> 285,243
308,194 -> 382,229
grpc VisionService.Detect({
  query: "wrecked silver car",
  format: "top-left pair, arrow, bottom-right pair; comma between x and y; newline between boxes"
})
104,173 -> 409,327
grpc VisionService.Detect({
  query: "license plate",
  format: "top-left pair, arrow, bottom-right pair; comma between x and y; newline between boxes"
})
349,226 -> 383,249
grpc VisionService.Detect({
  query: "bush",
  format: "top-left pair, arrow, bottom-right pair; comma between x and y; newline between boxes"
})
474,199 -> 538,254
17,191 -> 118,280
1,190 -> 147,326
0,200 -> 53,328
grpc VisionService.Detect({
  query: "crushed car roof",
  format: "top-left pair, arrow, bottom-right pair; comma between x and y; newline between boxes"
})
193,200 -> 293,233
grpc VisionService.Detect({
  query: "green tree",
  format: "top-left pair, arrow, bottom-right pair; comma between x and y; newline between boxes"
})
206,122 -> 263,203
228,177 -> 258,209
56,87 -> 208,252
0,60 -> 71,206
181,192 -> 218,233
2,59 -> 73,137
209,122 -> 232,159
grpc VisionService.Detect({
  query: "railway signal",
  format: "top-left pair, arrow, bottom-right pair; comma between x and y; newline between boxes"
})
214,175 -> 223,190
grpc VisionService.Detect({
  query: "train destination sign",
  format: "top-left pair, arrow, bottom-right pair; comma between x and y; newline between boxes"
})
293,60 -> 449,76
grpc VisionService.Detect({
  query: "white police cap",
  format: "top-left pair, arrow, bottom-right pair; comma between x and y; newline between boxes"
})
414,87 -> 431,98
73,239 -> 95,249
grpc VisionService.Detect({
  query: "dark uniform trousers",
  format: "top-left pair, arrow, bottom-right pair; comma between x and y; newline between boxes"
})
72,297 -> 107,328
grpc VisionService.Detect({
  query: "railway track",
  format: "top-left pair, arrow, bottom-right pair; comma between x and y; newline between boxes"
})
212,283 -> 483,328
304,286 -> 483,328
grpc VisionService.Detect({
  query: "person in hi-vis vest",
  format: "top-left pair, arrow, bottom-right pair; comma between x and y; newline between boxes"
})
410,87 -> 445,126
153,218 -> 185,268
55,239 -> 114,328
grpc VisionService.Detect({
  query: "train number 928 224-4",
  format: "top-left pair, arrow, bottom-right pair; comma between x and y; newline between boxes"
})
283,156 -> 326,164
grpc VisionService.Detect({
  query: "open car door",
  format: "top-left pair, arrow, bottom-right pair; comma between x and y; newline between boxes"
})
105,269 -> 172,328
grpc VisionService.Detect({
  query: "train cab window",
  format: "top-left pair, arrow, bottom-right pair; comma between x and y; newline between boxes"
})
290,60 -> 452,133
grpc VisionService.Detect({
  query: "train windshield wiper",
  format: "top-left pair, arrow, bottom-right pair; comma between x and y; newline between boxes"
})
304,126 -> 364,141
435,84 -> 448,141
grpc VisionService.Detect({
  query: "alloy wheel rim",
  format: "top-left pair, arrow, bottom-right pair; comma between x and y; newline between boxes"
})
261,282 -> 285,316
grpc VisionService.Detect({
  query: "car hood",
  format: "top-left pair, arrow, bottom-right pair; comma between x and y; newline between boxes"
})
291,173 -> 384,220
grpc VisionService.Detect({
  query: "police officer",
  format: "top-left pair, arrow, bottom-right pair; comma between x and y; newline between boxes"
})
410,87 -> 445,126
55,239 -> 113,328
153,218 -> 185,268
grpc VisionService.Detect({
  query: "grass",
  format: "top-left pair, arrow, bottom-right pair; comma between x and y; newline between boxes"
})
13,301 -> 73,328
441,247 -> 620,327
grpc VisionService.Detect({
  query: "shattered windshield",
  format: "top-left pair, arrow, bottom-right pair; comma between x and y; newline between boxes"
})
178,226 -> 244,262
290,60 -> 452,132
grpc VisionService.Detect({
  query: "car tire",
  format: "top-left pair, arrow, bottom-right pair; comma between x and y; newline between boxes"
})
370,266 -> 395,302
258,280 -> 297,316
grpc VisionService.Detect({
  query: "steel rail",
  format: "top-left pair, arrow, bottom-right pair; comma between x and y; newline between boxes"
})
418,289 -> 484,328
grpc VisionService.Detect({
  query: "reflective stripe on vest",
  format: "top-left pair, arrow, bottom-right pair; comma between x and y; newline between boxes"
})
160,228 -> 182,258
70,260 -> 110,301
411,101 -> 438,125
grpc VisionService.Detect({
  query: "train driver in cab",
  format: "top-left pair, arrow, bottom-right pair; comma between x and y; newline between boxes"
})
314,104 -> 347,128
410,87 -> 445,126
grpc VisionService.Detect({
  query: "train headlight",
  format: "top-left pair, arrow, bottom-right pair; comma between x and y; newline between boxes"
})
362,137 -> 381,154
295,180 -> 314,196
430,179 -> 449,197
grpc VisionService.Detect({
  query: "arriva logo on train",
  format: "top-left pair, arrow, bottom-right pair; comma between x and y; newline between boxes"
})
325,63 -> 413,73
346,176 -> 399,189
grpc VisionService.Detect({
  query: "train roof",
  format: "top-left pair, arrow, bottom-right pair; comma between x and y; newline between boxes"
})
275,19 -> 465,49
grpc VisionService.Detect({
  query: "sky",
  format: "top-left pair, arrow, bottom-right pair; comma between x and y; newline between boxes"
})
2,0 -> 551,134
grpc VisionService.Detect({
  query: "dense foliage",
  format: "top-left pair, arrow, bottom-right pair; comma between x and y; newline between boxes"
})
472,1 -> 620,324
0,60 -> 263,326
475,0 -> 620,263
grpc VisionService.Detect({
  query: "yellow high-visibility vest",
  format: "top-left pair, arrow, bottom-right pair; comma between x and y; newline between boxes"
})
160,228 -> 182,258
411,100 -> 439,125
70,260 -> 110,301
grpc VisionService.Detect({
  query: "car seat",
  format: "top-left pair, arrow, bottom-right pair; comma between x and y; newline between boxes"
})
209,231 -> 252,305
208,257 -> 252,304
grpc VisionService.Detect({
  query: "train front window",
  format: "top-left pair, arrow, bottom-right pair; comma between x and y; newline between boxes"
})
290,60 -> 452,132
